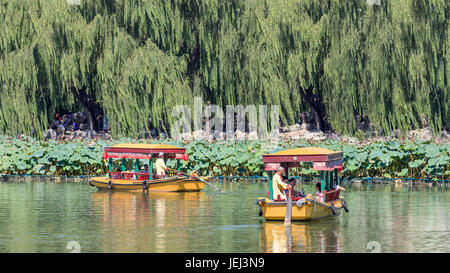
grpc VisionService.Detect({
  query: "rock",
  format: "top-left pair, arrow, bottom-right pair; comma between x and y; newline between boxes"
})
225,131 -> 235,140
71,130 -> 83,138
55,125 -> 65,135
73,112 -> 87,124
84,129 -> 97,139
438,130 -> 450,141
247,131 -> 258,141
97,132 -> 111,140
192,130 -> 205,140
340,135 -> 359,144
287,124 -> 301,131
212,131 -> 225,140
79,123 -> 89,130
64,124 -> 73,131
43,129 -> 56,140
408,127 -> 433,141
278,124 -> 326,141
235,130 -> 246,140
303,129 -> 326,141
178,132 -> 193,141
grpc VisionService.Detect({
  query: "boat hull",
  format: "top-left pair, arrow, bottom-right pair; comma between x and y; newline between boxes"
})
257,197 -> 345,221
90,176 -> 207,192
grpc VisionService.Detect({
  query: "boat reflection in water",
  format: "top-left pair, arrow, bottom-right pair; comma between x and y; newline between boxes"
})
261,220 -> 343,253
90,191 -> 205,252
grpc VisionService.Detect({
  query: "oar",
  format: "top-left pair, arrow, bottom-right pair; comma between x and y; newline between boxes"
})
284,186 -> 292,225
166,168 -> 224,192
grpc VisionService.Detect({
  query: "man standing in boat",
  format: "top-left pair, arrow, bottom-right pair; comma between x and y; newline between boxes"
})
155,152 -> 168,178
273,167 -> 291,200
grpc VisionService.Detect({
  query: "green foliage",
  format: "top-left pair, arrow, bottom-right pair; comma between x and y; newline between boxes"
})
0,0 -> 448,137
0,136 -> 448,180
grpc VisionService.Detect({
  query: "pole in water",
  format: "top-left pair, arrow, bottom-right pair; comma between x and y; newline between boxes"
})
284,186 -> 292,226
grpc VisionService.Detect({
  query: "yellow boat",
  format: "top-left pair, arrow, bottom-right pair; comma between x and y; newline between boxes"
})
257,147 -> 349,221
90,143 -> 209,192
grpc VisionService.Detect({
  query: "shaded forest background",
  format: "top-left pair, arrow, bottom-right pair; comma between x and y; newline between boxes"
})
0,0 -> 448,138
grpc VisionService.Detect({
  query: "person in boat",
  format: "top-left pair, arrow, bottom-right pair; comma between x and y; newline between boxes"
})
273,167 -> 291,200
113,168 -> 122,179
155,152 -> 168,178
281,176 -> 305,198
315,182 -> 324,202
287,178 -> 305,198
141,164 -> 151,180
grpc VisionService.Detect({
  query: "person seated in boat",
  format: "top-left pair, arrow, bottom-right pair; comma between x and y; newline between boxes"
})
154,152 -> 168,178
315,182 -> 324,202
287,178 -> 305,198
281,176 -> 304,198
272,167 -> 291,200
140,164 -> 151,180
111,168 -> 122,179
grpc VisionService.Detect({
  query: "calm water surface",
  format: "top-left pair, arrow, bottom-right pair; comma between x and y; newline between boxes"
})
0,180 -> 448,253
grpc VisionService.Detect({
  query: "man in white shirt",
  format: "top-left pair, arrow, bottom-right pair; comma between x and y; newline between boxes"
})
272,167 -> 291,200
155,152 -> 167,178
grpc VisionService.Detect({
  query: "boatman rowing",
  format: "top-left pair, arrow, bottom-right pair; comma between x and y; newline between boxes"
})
272,167 -> 291,200
155,152 -> 168,178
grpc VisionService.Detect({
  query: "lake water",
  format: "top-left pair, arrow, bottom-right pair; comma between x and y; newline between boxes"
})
0,180 -> 448,253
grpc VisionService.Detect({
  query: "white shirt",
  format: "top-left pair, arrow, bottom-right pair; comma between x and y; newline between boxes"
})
272,173 -> 289,200
155,158 -> 166,176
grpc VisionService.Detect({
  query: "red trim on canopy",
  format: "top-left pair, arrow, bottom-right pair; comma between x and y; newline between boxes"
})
312,160 -> 343,171
104,147 -> 186,155
263,161 -> 343,172
262,153 -> 343,164
264,163 -> 281,171
103,145 -> 187,161
262,147 -> 343,172
105,152 -> 153,160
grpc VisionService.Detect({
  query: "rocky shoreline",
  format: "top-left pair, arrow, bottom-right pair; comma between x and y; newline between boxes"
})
175,123 -> 450,144
43,128 -> 111,141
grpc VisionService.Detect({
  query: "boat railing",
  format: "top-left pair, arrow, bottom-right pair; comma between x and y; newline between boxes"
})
136,173 -> 151,180
324,189 -> 340,202
271,192 -> 304,202
108,172 -> 151,180
109,172 -> 123,179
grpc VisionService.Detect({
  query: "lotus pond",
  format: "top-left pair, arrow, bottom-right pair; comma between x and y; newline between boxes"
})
0,136 -> 449,180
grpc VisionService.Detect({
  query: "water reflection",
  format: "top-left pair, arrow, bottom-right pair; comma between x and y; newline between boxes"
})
261,219 -> 344,253
0,181 -> 448,252
90,191 -> 205,252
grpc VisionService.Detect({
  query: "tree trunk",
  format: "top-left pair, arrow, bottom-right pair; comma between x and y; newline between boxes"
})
70,85 -> 103,131
297,83 -> 331,132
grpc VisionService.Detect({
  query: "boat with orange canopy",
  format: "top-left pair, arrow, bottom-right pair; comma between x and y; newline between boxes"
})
89,143 -> 209,192
257,147 -> 349,221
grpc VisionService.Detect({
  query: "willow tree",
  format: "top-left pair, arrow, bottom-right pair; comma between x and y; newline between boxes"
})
0,0 -> 448,137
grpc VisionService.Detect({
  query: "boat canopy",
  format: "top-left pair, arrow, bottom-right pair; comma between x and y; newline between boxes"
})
262,147 -> 343,172
103,143 -> 188,161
